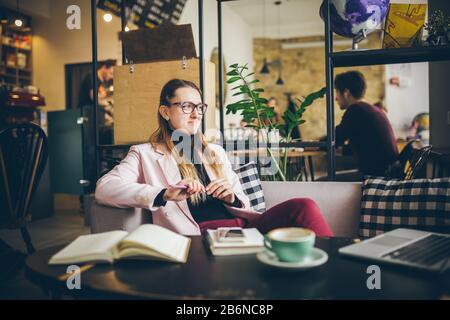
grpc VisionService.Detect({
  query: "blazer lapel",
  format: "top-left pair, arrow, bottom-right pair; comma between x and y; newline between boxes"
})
154,145 -> 198,226
156,154 -> 181,186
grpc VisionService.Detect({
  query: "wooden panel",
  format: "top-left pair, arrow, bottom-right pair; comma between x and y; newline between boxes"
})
113,58 -> 216,144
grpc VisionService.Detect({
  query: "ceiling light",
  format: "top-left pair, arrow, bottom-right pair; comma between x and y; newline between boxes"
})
14,18 -> 23,27
276,76 -> 284,86
260,0 -> 270,75
275,1 -> 284,86
260,58 -> 270,74
14,0 -> 23,28
103,13 -> 113,22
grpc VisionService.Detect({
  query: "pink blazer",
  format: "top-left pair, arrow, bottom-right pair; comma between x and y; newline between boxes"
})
95,143 -> 261,235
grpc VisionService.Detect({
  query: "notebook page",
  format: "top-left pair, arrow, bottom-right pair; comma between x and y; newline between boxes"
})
120,224 -> 190,262
49,230 -> 128,264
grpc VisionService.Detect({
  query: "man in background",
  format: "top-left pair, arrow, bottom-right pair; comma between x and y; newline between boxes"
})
79,59 -> 115,143
334,70 -> 398,179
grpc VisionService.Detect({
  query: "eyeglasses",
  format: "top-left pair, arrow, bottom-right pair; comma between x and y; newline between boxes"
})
170,102 -> 208,115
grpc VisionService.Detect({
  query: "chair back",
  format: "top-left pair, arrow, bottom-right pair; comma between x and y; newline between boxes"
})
404,145 -> 432,180
386,140 -> 432,180
0,123 -> 48,229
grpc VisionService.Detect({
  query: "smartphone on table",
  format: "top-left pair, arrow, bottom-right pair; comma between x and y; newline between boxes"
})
217,227 -> 246,242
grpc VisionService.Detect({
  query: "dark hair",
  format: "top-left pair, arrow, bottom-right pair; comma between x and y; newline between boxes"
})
100,59 -> 116,69
159,79 -> 202,106
334,71 -> 366,99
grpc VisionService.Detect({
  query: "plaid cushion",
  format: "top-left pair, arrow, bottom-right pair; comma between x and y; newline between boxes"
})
360,177 -> 450,238
234,162 -> 266,212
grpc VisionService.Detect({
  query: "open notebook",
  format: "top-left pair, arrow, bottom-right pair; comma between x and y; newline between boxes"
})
48,224 -> 191,265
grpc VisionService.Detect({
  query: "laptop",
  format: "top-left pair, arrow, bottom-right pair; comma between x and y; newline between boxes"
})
339,229 -> 450,273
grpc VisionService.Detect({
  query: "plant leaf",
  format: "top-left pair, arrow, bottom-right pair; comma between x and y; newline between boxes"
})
227,76 -> 241,84
299,87 -> 326,109
255,97 -> 268,104
226,70 -> 239,76
285,109 -> 297,122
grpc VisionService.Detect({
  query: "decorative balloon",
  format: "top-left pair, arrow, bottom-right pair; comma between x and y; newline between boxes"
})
320,0 -> 390,39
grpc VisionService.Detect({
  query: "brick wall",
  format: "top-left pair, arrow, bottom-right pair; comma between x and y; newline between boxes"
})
253,33 -> 385,140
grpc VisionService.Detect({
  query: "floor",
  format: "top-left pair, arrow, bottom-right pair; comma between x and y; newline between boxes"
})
0,209 -> 90,299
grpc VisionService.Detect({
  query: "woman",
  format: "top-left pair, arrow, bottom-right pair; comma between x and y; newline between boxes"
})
95,79 -> 333,237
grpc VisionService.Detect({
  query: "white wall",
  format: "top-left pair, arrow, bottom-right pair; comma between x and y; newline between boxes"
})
32,0 -> 122,111
384,0 -> 430,141
385,62 -> 429,139
179,0 -> 254,128
31,0 -> 253,123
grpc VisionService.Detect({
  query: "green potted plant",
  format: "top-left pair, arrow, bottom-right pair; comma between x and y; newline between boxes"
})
225,63 -> 326,181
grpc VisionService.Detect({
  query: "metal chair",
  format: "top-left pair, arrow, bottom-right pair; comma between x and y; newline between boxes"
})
386,140 -> 432,180
404,145 -> 432,180
0,122 -> 48,254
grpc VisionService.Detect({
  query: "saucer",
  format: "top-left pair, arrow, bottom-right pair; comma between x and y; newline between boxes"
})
256,248 -> 328,270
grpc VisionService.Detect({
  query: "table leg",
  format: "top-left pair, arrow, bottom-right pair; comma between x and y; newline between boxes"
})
308,156 -> 315,181
302,157 -> 308,181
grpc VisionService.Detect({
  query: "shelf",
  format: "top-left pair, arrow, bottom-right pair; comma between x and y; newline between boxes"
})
1,25 -> 32,34
1,65 -> 32,72
0,72 -> 31,80
331,45 -> 450,67
2,43 -> 31,52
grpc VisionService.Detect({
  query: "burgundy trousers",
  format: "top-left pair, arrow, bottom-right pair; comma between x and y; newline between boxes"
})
198,198 -> 334,237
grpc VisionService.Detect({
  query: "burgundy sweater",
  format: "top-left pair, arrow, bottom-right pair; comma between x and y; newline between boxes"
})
335,101 -> 399,176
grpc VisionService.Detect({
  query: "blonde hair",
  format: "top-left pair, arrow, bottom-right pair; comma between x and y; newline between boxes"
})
149,79 -> 225,205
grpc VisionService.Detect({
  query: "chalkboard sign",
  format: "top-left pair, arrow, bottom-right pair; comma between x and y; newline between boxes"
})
97,0 -> 187,28
119,24 -> 196,63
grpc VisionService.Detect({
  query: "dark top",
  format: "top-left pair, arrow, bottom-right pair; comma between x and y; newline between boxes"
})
153,136 -> 241,223
79,73 -> 95,108
78,73 -> 112,108
336,101 -> 399,176
186,163 -> 239,223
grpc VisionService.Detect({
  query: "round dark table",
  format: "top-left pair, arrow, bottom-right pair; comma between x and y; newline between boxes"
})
25,237 -> 449,299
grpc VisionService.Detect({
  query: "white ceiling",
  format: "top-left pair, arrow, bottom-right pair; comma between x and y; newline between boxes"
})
225,0 -> 324,38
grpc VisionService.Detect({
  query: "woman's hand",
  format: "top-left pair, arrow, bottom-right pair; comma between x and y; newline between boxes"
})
163,179 -> 205,202
206,178 -> 235,205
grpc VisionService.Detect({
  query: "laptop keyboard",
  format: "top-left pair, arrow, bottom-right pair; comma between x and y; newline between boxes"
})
382,234 -> 450,267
